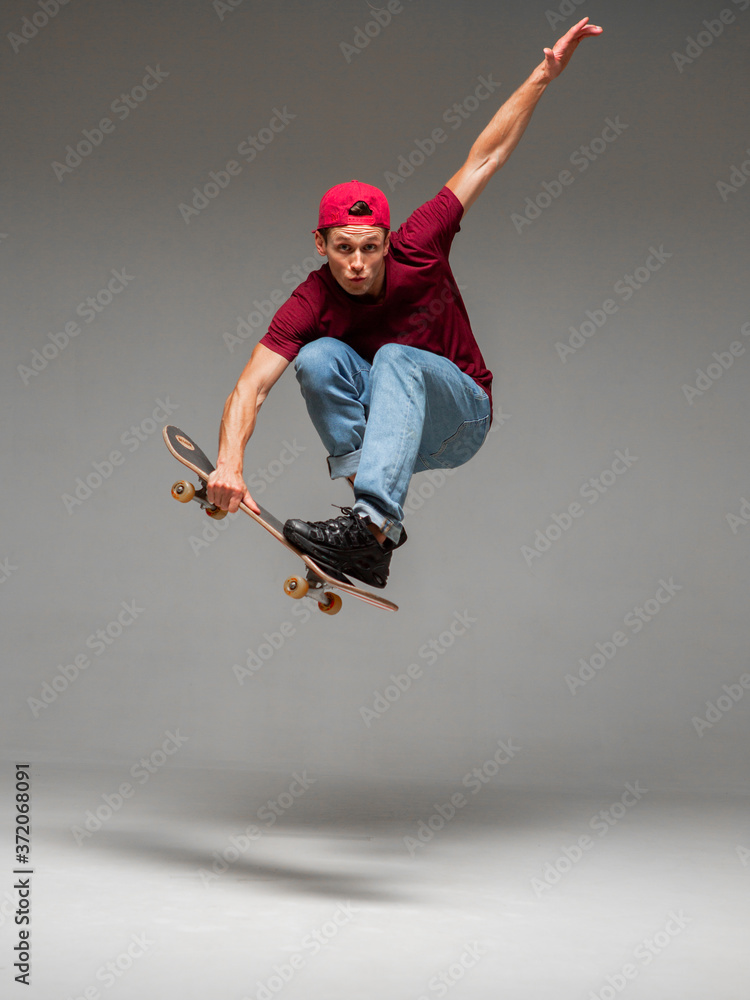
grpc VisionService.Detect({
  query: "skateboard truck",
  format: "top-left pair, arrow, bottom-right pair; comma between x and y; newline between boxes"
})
171,479 -> 227,519
282,569 -> 346,614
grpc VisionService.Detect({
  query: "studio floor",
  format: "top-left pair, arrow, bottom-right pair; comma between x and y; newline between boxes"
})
2,763 -> 748,1000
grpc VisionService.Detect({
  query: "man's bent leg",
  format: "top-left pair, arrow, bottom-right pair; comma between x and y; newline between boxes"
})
294,338 -> 371,481
284,343 -> 489,587
352,344 -> 491,542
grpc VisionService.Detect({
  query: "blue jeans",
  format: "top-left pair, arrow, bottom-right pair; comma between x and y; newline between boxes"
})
293,338 -> 491,543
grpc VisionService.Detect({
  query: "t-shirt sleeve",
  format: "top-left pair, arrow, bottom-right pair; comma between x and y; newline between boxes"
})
394,186 -> 464,260
260,288 -> 316,362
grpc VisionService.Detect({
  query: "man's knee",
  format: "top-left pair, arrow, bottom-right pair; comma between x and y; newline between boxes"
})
294,337 -> 341,384
373,342 -> 416,366
371,343 -> 425,387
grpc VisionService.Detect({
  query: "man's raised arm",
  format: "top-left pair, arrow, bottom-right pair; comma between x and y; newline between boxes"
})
207,342 -> 290,513
446,16 -> 602,213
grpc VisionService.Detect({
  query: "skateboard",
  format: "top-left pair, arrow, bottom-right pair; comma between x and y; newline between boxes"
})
163,426 -> 398,614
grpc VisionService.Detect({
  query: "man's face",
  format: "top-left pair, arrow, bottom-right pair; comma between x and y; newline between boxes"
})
314,225 -> 390,298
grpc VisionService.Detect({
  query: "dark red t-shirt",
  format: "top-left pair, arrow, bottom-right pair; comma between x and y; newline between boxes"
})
261,185 -> 492,408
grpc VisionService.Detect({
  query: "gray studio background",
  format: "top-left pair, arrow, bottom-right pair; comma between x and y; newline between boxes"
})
2,0 -> 749,795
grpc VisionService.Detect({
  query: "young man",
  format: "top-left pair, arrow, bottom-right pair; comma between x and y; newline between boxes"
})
207,17 -> 602,587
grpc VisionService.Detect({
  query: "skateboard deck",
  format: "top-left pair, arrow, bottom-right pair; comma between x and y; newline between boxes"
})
163,426 -> 398,614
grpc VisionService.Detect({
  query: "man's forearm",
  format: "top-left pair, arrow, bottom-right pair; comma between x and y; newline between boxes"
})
469,63 -> 551,171
216,381 -> 260,474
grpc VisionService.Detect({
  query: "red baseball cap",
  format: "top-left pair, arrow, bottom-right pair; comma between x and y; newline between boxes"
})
315,179 -> 390,233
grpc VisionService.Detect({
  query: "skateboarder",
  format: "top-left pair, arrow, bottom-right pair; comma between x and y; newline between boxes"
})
207,17 -> 602,587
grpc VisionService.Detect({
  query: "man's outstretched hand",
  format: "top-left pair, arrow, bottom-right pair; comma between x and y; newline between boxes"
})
543,16 -> 603,80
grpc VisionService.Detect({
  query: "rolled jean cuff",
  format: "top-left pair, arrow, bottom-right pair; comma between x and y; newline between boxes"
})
352,500 -> 403,545
327,449 -> 362,480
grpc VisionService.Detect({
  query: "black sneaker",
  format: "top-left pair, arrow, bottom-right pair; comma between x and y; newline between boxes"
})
283,507 -> 406,589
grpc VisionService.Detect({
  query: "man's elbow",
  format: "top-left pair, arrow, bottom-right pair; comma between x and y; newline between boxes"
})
452,158 -> 498,212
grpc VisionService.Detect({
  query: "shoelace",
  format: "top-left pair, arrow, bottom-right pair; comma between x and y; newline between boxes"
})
305,505 -> 349,526
302,506 -> 357,531
309,506 -> 373,544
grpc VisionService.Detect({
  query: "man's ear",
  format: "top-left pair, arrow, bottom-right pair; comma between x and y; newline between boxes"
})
314,230 -> 327,257
383,231 -> 391,256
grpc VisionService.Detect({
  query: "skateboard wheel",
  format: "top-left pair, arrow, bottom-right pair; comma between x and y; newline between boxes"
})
318,592 -> 342,615
171,480 -> 195,503
283,576 -> 309,599
205,506 -> 228,520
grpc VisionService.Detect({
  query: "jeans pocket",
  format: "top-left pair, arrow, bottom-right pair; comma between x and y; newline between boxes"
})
425,416 -> 491,470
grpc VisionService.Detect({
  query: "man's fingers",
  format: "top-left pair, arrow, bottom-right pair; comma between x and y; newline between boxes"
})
546,17 -> 603,72
568,16 -> 604,37
560,16 -> 603,44
214,491 -> 232,512
207,470 -> 250,512
243,492 -> 261,516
